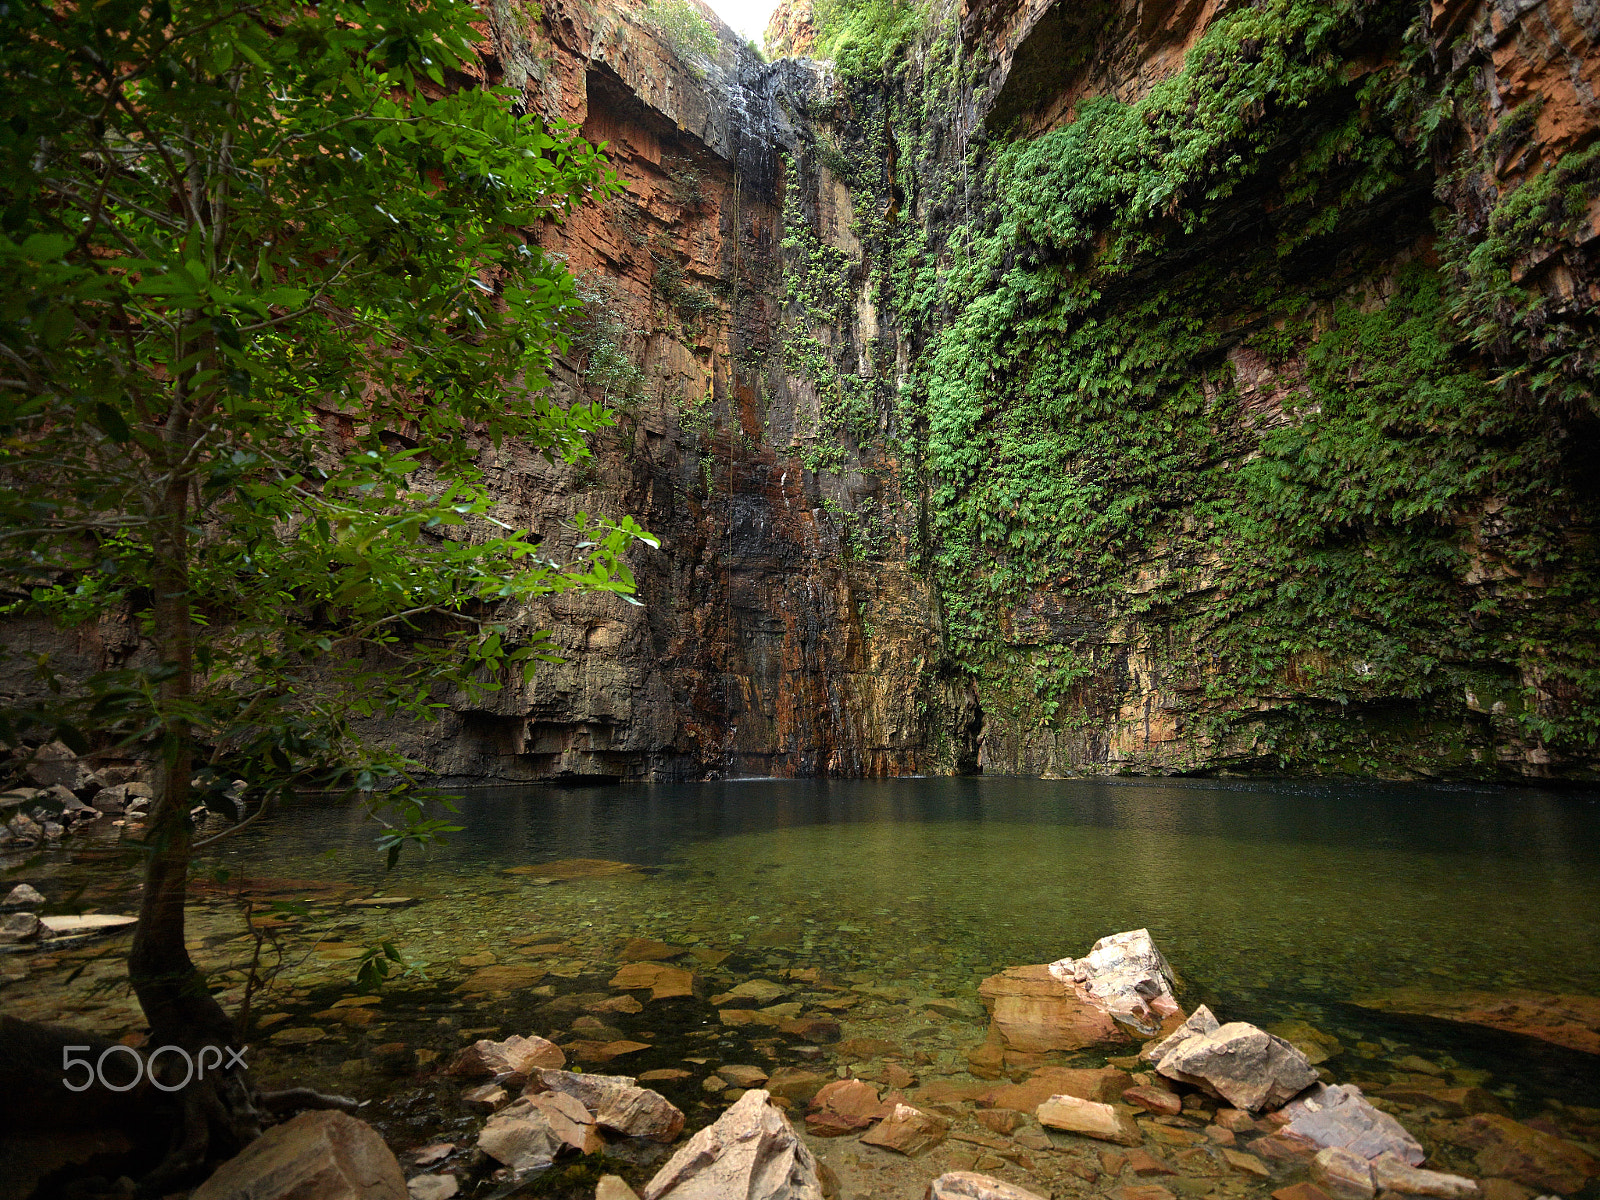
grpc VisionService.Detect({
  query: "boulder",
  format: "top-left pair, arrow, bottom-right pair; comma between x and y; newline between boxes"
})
977,964 -> 1128,1056
444,1034 -> 565,1079
1,884 -> 44,909
1447,1112 -> 1598,1194
189,1110 -> 406,1200
1311,1147 -> 1376,1200
980,1066 -> 1132,1113
1035,1094 -> 1142,1145
0,912 -> 41,943
1282,1084 -> 1424,1165
1371,1151 -> 1479,1198
924,1173 -> 1049,1200
642,1089 -> 824,1200
25,742 -> 93,792
805,1078 -> 883,1136
91,783 -> 131,814
1149,1007 -> 1318,1112
530,1069 -> 684,1143
1048,929 -> 1182,1035
860,1103 -> 949,1155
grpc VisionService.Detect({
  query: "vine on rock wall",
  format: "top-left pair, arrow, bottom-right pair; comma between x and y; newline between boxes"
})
776,0 -> 1600,777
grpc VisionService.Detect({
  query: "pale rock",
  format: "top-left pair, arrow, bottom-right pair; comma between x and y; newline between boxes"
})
1149,1007 -> 1318,1112
2,883 -> 44,908
1372,1151 -> 1480,1198
530,1068 -> 685,1143
1035,1093 -> 1142,1145
924,1171 -> 1050,1200
1048,929 -> 1182,1035
597,1177 -> 642,1200
5,813 -> 42,843
1312,1146 -> 1377,1200
407,1175 -> 459,1200
444,1034 -> 565,1079
977,964 -> 1128,1057
0,912 -> 41,943
478,1099 -> 569,1173
1282,1084 -> 1425,1165
641,1089 -> 824,1200
190,1110 -> 406,1200
860,1102 -> 949,1155
38,913 -> 137,935
529,1090 -> 603,1154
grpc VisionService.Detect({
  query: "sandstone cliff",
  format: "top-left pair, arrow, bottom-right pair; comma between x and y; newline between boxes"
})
8,0 -> 1594,783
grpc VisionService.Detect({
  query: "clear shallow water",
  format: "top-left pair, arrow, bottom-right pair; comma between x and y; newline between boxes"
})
8,773 -> 1600,1196
234,773 -> 1600,1000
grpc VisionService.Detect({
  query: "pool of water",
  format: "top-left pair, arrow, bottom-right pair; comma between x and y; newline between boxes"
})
237,773 -> 1600,996
7,774 -> 1600,1196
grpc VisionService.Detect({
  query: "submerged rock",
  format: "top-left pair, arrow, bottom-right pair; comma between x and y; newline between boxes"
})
190,1110 -> 406,1200
1282,1084 -> 1424,1165
980,1066 -> 1132,1113
805,1078 -> 883,1136
1048,929 -> 1182,1035
924,1173 -> 1049,1200
1445,1112 -> 1599,1194
1148,1006 -> 1317,1113
642,1089 -> 824,1200
860,1102 -> 950,1155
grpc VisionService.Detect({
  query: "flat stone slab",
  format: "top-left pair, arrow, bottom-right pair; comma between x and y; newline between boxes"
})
39,914 -> 137,935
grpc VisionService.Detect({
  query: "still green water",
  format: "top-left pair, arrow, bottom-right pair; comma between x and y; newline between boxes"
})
233,774 -> 1600,1002
9,774 -> 1600,1195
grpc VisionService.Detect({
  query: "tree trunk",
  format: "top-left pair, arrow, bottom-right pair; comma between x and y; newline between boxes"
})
126,473 -> 262,1191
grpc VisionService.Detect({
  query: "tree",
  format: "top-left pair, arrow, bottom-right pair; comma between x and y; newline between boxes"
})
0,0 -> 653,1185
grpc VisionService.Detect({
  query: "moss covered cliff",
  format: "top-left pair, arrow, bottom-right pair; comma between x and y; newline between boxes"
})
762,0 -> 1600,780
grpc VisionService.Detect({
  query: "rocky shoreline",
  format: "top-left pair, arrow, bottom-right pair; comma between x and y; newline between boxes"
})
8,913 -> 1593,1200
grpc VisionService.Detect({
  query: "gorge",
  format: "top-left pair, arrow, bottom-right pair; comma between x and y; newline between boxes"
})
372,0 -> 1600,786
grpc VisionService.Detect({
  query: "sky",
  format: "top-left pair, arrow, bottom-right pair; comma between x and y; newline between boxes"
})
705,0 -> 783,43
